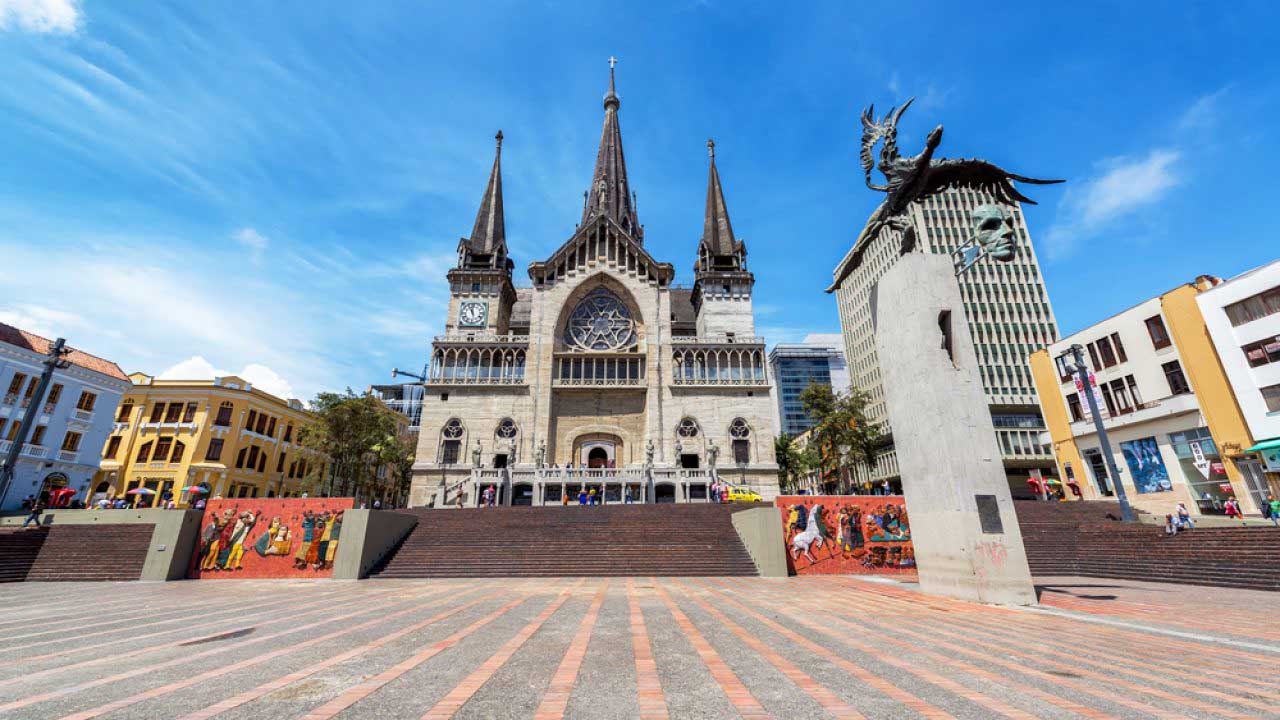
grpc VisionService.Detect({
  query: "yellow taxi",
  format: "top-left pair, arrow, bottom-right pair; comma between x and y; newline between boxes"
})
725,487 -> 763,503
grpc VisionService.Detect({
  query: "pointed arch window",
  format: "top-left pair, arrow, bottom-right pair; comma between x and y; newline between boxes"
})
729,418 -> 751,465
677,417 -> 700,438
441,418 -> 464,465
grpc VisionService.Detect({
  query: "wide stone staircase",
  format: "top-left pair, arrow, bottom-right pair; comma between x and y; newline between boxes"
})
369,504 -> 762,578
0,525 -> 154,582
1015,500 -> 1280,591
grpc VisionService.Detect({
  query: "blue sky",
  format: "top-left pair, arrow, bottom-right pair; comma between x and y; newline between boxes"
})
2,1 -> 1278,400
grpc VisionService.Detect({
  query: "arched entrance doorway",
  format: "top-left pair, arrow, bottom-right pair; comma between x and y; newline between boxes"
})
512,483 -> 533,506
587,447 -> 609,469
655,483 -> 676,503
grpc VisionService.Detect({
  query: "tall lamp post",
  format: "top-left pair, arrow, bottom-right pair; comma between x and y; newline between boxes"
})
1059,344 -> 1135,522
0,338 -> 72,507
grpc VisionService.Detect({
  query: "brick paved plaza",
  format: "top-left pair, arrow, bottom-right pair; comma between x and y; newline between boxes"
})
0,576 -> 1277,719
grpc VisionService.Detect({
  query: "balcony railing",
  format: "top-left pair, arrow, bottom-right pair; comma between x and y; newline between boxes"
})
113,422 -> 130,433
671,374 -> 769,386
73,409 -> 92,422
670,336 -> 765,346
433,334 -> 529,346
427,374 -> 526,386
58,450 -> 78,463
2,393 -> 15,406
0,441 -> 49,459
140,421 -> 199,433
551,376 -> 646,388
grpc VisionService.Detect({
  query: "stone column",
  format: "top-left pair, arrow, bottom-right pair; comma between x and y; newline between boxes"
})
874,254 -> 1036,606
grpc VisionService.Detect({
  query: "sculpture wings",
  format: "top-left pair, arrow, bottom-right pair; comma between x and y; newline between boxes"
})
858,99 -> 1062,206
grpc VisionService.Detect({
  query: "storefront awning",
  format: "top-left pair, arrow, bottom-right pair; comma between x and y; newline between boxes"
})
1245,438 -> 1280,452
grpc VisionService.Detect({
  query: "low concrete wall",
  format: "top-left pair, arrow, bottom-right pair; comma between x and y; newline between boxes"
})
0,508 -> 203,581
731,506 -> 787,577
332,510 -> 419,580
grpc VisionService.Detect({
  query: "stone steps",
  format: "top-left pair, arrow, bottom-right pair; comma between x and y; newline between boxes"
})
1015,500 -> 1280,591
0,525 -> 153,582
369,505 -> 762,578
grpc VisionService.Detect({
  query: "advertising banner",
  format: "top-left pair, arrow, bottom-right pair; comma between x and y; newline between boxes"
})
1120,437 -> 1172,494
1072,371 -> 1110,422
189,497 -> 356,579
776,495 -> 916,576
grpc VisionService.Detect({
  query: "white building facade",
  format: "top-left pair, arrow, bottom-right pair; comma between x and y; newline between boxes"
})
408,70 -> 779,507
1196,259 -> 1280,497
0,323 -> 130,510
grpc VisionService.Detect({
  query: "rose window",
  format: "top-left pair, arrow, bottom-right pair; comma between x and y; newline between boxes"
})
564,288 -> 636,351
677,418 -> 700,438
496,418 -> 517,439
729,418 -> 750,439
442,419 -> 464,439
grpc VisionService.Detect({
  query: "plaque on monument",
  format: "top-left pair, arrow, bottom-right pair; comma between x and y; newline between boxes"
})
975,494 -> 1003,534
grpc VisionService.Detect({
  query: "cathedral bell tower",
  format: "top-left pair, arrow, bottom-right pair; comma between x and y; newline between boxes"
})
691,139 -> 756,336
447,130 -> 517,335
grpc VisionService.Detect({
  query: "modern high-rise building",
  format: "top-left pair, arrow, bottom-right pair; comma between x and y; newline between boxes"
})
829,188 -> 1060,493
768,333 -> 850,436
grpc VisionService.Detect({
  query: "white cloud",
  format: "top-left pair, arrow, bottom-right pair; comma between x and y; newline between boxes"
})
1044,148 -> 1181,260
1179,87 -> 1230,131
159,355 -> 296,400
0,0 -> 80,34
234,227 -> 269,262
1078,149 -> 1181,227
0,303 -> 85,339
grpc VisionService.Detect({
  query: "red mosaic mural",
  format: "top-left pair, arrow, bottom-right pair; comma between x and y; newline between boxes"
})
189,498 -> 355,579
777,495 -> 916,576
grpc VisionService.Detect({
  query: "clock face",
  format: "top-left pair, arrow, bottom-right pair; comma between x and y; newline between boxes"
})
458,301 -> 488,327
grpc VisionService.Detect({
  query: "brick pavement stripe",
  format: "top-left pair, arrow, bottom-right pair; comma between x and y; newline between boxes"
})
533,580 -> 608,719
650,578 -> 773,718
8,585 -> 431,717
174,585 -> 505,720
812,577 -> 1274,717
670,578 -> 866,719
294,581 -> 560,720
420,579 -> 588,719
627,578 -> 670,720
0,575 -> 1274,720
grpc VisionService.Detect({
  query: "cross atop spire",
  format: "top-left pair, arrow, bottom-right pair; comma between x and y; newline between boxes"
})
583,56 -> 640,238
707,138 -> 715,159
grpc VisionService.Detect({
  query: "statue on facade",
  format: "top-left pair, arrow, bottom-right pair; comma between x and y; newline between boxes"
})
645,439 -> 655,467
536,440 -> 546,468
472,442 -> 482,468
855,98 -> 1062,258
706,440 -> 718,469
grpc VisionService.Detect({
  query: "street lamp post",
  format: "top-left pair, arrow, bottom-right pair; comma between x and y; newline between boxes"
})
1061,344 -> 1136,522
0,338 -> 72,508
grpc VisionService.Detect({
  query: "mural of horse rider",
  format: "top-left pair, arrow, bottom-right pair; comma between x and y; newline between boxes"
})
790,503 -> 827,563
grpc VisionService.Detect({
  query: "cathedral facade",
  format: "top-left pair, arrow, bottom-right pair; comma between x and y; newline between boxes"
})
408,67 -> 780,507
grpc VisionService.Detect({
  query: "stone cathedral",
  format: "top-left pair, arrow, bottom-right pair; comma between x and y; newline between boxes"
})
408,65 -> 780,507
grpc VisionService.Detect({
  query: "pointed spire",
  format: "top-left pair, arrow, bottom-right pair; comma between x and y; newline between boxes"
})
700,137 -> 741,258
465,130 -> 506,257
582,56 -> 640,237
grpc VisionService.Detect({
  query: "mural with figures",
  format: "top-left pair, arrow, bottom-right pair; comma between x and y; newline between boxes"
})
189,498 -> 355,579
777,495 -> 916,576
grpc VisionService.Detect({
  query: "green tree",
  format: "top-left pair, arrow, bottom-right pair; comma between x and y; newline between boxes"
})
297,390 -> 411,504
774,433 -> 802,493
798,380 -> 882,490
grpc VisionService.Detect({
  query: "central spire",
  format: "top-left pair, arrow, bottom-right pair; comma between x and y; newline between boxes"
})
582,56 -> 641,239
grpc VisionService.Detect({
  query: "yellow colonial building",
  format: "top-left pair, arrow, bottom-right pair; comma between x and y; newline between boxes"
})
1030,277 -> 1268,517
93,374 -> 319,506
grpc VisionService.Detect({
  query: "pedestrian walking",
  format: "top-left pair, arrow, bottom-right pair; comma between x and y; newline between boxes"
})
1268,495 -> 1280,526
21,498 -> 45,528
577,487 -> 588,505
1224,495 -> 1242,519
588,487 -> 598,506
483,484 -> 496,507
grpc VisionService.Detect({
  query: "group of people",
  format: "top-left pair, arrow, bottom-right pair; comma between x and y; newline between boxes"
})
195,506 -> 343,573
785,500 -> 915,569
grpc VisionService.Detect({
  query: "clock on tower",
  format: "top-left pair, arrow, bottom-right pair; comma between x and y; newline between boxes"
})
458,301 -> 488,327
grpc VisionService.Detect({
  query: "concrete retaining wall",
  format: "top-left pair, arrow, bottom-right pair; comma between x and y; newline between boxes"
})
730,506 -> 787,577
332,510 -> 420,580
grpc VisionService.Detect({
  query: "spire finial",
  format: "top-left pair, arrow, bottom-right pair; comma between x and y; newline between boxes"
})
707,138 -> 715,160
604,55 -> 620,109
495,129 -> 503,152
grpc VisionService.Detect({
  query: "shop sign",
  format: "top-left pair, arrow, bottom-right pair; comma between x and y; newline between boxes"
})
1190,441 -> 1209,479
